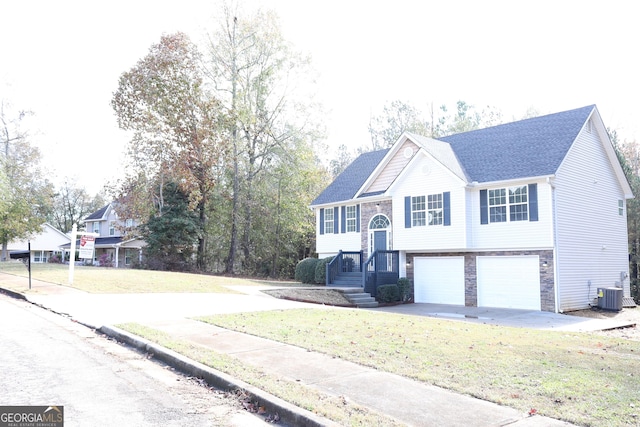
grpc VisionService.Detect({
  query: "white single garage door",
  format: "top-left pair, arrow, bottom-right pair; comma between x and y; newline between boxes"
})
414,257 -> 465,305
477,256 -> 541,310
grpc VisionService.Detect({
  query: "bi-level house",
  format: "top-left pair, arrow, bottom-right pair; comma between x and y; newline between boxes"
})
80,203 -> 145,267
311,105 -> 633,313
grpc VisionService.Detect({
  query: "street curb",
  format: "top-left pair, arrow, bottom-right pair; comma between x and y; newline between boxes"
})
0,287 -> 27,301
99,325 -> 339,427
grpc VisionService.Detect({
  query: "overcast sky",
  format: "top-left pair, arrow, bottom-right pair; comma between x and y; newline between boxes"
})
1,0 -> 638,194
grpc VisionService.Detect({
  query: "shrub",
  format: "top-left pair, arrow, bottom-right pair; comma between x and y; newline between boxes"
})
377,284 -> 400,303
397,277 -> 413,302
314,256 -> 334,285
295,258 -> 319,284
48,254 -> 62,264
98,253 -> 114,267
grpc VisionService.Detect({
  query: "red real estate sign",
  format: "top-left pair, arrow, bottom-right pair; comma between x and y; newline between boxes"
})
79,235 -> 95,259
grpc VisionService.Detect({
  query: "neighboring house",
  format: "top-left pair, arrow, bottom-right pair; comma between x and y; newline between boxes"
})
7,223 -> 70,263
67,203 -> 145,268
311,105 -> 633,313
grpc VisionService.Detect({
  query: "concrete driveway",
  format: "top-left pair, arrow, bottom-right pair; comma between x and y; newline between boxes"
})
374,303 -> 635,331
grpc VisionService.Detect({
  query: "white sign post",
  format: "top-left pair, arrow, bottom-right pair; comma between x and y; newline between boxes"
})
68,224 -> 99,285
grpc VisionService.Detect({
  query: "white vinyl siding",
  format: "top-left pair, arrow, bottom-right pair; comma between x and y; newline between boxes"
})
554,128 -> 630,311
392,154 -> 467,251
316,208 -> 361,257
470,181 -> 553,250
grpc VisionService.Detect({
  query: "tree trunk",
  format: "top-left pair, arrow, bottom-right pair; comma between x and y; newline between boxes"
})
271,178 -> 282,278
225,144 -> 239,274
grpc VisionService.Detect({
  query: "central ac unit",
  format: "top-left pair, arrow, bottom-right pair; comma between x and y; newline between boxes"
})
597,287 -> 623,311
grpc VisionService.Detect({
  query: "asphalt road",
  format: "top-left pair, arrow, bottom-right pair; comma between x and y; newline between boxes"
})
0,295 -> 267,427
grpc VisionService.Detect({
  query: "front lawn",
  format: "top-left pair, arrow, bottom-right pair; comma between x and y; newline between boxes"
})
0,262 -> 266,293
197,308 -> 640,427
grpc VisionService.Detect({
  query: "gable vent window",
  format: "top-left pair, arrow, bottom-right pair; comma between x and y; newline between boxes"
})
619,200 -> 624,216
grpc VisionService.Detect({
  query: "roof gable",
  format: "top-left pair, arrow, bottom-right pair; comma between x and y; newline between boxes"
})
440,105 -> 595,183
85,204 -> 111,221
311,149 -> 388,206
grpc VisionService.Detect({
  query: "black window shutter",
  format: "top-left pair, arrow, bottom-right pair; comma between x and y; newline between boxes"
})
356,204 -> 361,232
334,207 -> 339,234
528,183 -> 538,221
341,206 -> 346,233
319,208 -> 324,235
404,196 -> 412,228
443,192 -> 451,226
480,190 -> 488,225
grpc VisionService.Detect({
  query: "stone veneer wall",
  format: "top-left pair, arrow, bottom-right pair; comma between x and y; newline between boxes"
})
360,200 -> 393,259
406,250 -> 556,312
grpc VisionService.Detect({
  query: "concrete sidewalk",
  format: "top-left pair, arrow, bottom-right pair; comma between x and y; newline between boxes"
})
0,272 -> 608,426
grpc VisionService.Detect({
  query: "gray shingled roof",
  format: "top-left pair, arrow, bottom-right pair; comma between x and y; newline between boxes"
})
311,149 -> 389,205
441,105 -> 595,182
85,204 -> 110,221
311,105 -> 595,206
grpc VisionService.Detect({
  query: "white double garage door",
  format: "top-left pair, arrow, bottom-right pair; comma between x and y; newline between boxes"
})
414,256 -> 541,310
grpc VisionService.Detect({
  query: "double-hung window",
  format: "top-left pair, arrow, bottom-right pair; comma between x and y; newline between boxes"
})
428,194 -> 443,225
324,208 -> 334,234
406,192 -> 451,228
487,185 -> 528,223
345,205 -> 357,232
109,221 -> 116,236
411,196 -> 426,226
488,189 -> 507,222
509,186 -> 528,221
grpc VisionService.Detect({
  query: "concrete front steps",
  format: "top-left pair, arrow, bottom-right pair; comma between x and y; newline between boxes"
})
334,287 -> 378,308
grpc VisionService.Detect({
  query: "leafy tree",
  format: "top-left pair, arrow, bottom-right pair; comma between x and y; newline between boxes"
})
0,100 -> 53,260
48,179 -> 106,233
142,181 -> 201,271
111,32 -> 227,269
366,100 -> 504,151
204,5 -> 323,274
368,100 -> 431,150
436,100 -> 503,136
329,144 -> 355,178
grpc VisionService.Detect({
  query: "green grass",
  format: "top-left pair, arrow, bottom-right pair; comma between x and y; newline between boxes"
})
0,262 -> 268,293
117,323 -> 404,427
196,308 -> 640,427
